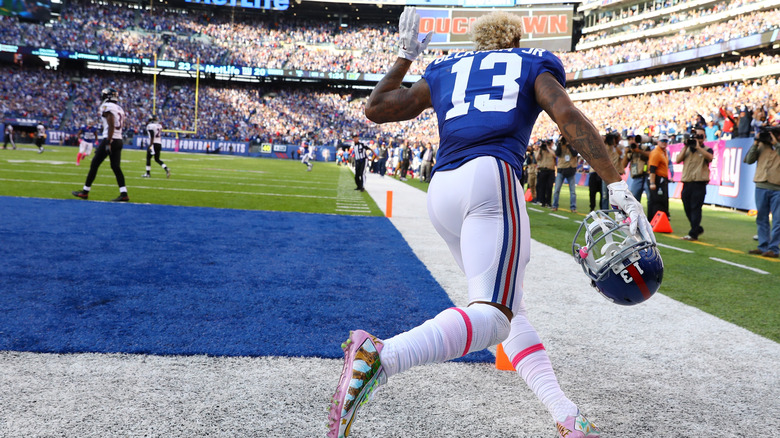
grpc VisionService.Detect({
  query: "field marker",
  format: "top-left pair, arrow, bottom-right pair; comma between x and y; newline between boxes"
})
549,213 -> 568,220
527,207 -> 543,213
386,191 -> 393,218
709,257 -> 769,274
656,242 -> 694,253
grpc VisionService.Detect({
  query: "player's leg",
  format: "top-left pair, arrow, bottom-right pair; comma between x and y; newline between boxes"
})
144,146 -> 153,177
497,170 -> 600,437
551,171 -> 564,210
154,144 -> 169,177
77,141 -> 86,165
567,172 -> 577,211
74,140 -> 109,198
108,140 -> 128,201
329,157 -> 513,438
381,157 -> 517,377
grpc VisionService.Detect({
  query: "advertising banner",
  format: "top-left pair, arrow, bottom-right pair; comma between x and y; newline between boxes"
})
662,137 -> 757,210
417,6 -> 573,52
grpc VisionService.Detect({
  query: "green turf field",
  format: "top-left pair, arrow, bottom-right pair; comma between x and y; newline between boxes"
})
2,144 -> 778,342
0,145 -> 382,215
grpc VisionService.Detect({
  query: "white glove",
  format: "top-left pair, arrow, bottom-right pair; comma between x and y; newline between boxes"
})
398,7 -> 433,61
608,180 -> 656,243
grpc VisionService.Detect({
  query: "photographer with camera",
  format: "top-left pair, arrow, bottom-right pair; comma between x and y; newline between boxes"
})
621,134 -> 652,205
744,128 -> 780,258
535,139 -> 556,208
675,127 -> 714,241
551,136 -> 578,212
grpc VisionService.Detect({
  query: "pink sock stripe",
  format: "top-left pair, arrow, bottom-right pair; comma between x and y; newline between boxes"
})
511,343 -> 545,368
451,307 -> 473,357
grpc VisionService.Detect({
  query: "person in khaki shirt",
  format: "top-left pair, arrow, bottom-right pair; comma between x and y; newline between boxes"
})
551,136 -> 578,212
675,127 -> 713,241
621,134 -> 652,204
744,130 -> 780,257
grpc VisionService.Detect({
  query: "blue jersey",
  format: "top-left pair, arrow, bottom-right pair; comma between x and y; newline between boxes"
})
422,48 -> 566,177
80,126 -> 98,141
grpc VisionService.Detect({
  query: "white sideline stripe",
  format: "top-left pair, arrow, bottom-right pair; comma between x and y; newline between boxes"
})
656,242 -> 695,253
0,178 -> 337,200
709,257 -> 769,274
0,170 -> 338,190
549,213 -> 569,220
527,207 -> 543,213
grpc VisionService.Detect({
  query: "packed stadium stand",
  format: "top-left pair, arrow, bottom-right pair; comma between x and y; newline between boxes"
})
1,0 -> 778,146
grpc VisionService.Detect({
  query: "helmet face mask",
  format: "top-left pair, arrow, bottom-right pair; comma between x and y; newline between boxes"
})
101,87 -> 118,103
572,210 -> 663,306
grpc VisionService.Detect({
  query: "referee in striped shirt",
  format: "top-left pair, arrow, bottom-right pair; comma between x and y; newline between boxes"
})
353,133 -> 368,192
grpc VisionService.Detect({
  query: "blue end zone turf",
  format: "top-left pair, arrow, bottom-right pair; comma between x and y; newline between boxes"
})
0,196 -> 494,362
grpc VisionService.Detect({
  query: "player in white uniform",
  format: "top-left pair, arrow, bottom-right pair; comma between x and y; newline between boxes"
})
300,140 -> 315,171
72,88 -> 129,202
34,123 -> 46,153
328,10 -> 652,438
142,115 -> 170,178
76,124 -> 97,166
2,123 -> 15,149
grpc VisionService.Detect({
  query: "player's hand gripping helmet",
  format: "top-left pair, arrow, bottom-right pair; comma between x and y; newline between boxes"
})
101,88 -> 118,102
572,210 -> 663,305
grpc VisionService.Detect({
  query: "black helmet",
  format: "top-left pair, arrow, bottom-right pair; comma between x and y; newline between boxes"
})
149,115 -> 158,123
101,88 -> 118,102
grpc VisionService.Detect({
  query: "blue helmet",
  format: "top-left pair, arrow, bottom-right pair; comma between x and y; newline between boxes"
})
572,210 -> 663,306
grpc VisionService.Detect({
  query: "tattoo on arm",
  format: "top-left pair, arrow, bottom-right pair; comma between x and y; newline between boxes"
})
535,73 -> 620,183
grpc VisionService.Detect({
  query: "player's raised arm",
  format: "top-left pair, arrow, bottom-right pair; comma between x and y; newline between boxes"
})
365,7 -> 433,124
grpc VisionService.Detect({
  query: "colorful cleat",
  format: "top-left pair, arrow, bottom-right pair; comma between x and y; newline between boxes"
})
111,194 -> 130,202
72,190 -> 89,199
327,330 -> 386,438
555,411 -> 601,438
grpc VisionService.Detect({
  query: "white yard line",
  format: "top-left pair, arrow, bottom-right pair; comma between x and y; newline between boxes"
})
709,257 -> 770,274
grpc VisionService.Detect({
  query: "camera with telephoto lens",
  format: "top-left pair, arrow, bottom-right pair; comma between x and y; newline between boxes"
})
683,134 -> 698,151
757,126 -> 780,145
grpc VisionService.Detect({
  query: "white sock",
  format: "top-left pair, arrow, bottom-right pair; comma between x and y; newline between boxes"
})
502,314 -> 578,422
380,304 -> 509,378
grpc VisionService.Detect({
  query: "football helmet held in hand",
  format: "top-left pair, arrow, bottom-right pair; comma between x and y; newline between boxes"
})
572,210 -> 663,306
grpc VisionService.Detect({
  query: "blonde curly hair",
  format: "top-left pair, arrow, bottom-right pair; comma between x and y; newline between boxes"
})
470,11 -> 524,51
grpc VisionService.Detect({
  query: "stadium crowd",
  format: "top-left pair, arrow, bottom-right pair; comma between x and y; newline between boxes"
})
2,0 -> 779,147
2,63 -> 777,149
1,0 -> 777,75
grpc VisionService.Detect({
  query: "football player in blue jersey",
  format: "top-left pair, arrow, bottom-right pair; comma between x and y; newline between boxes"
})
327,9 -> 654,438
76,124 -> 98,166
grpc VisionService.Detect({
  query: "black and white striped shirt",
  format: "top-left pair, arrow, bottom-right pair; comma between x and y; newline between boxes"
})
353,141 -> 367,160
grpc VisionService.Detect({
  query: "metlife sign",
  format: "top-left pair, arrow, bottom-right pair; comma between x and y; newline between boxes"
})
183,0 -> 289,11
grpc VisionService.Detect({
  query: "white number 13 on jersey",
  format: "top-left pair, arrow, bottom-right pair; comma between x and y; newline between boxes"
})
444,53 -> 522,121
